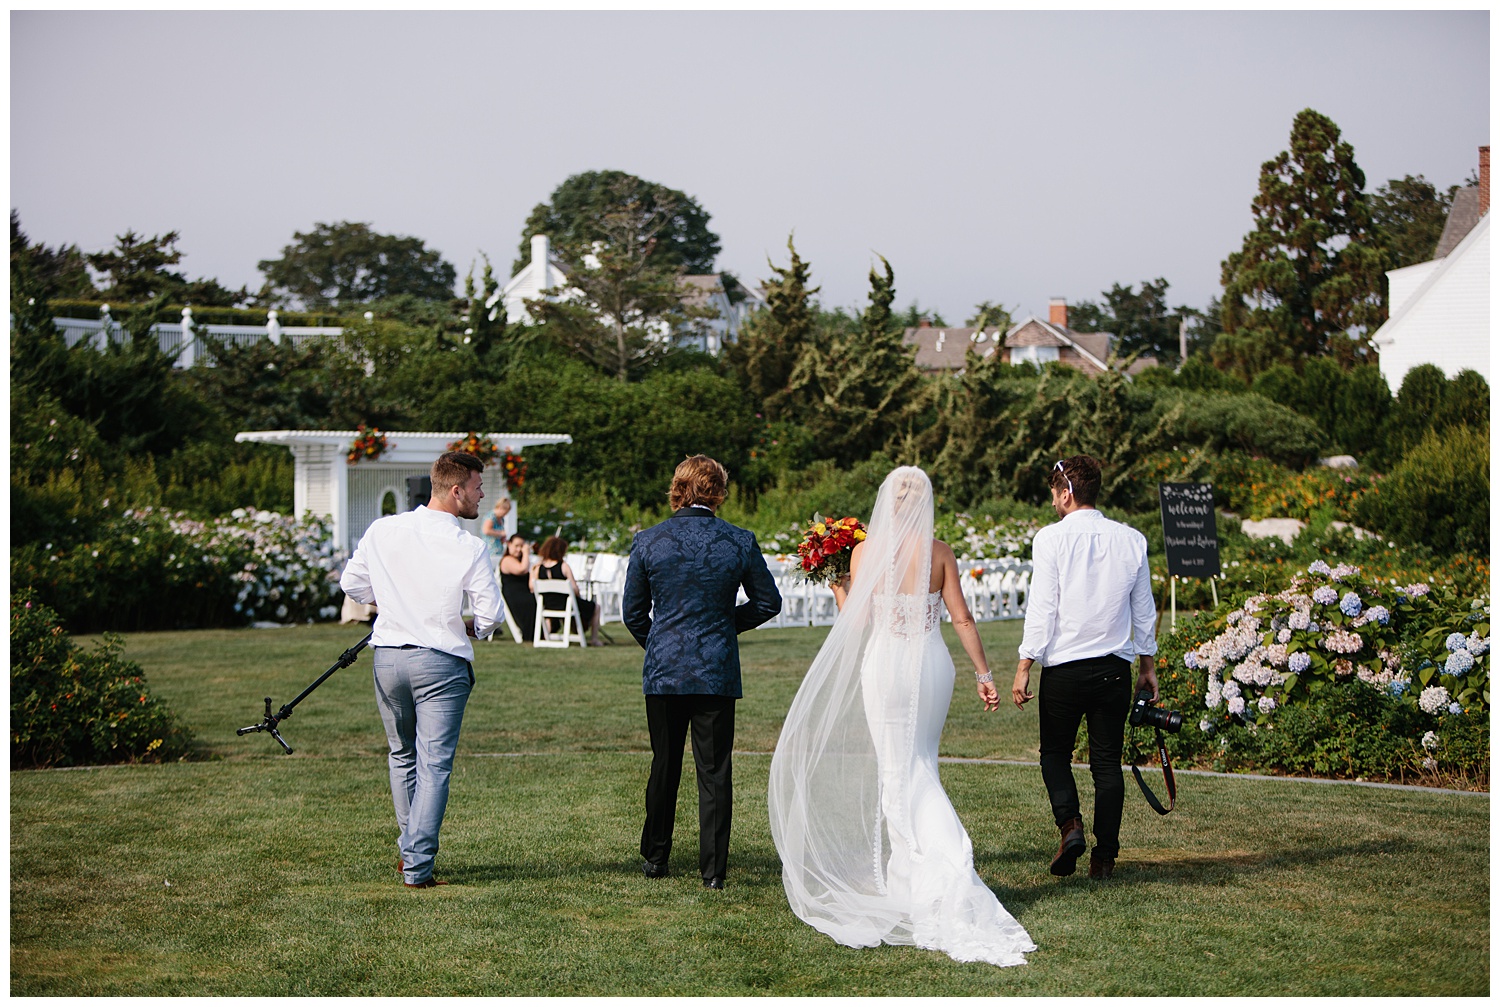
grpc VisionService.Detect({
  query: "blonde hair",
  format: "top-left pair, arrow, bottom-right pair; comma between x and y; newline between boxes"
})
668,455 -> 728,511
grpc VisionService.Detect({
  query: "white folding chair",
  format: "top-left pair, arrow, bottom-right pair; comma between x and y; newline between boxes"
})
533,581 -> 587,649
498,594 -> 525,643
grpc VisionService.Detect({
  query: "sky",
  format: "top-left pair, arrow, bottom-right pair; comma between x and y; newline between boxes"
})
10,10 -> 1491,323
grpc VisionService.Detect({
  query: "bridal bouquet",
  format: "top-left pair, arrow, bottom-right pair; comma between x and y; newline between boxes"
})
796,516 -> 866,585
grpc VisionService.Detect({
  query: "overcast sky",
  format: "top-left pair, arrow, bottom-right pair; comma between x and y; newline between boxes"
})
11,10 -> 1490,322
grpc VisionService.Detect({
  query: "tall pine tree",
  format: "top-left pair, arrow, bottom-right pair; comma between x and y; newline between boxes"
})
725,234 -> 818,419
1215,108 -> 1387,380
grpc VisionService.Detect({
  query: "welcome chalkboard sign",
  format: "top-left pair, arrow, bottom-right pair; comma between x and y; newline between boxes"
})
1159,483 -> 1220,579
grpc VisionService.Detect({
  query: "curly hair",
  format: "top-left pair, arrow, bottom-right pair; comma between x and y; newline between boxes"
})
668,454 -> 728,511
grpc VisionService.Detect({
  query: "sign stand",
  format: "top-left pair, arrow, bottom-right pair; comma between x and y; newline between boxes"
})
1159,482 -> 1222,634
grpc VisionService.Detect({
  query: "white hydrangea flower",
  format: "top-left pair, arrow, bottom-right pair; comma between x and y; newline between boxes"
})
1226,696 -> 1245,715
1199,717 -> 1214,734
1257,695 -> 1277,713
1467,633 -> 1489,656
1418,685 -> 1452,715
1221,680 -> 1241,700
1420,730 -> 1438,751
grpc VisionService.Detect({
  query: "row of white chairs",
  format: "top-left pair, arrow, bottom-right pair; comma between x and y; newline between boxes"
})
484,552 -> 1031,644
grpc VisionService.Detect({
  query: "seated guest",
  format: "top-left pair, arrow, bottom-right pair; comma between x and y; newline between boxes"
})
499,533 -> 537,643
531,535 -> 603,646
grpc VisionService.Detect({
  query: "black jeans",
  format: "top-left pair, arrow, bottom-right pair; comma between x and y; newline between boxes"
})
1038,655 -> 1131,860
641,694 -> 735,880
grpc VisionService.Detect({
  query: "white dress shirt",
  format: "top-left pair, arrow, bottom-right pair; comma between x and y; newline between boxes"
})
340,506 -> 504,661
1018,508 -> 1157,667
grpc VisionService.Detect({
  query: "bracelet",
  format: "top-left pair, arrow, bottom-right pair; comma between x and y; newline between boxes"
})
974,671 -> 994,684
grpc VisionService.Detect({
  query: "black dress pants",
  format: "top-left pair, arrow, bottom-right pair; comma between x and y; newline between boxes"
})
1038,655 -> 1131,860
641,694 -> 735,880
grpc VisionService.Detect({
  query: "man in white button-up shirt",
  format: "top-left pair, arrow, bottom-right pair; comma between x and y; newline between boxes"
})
341,451 -> 504,888
1011,455 -> 1157,882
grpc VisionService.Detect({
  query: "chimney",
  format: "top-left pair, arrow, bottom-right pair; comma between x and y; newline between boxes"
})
531,234 -> 550,281
917,316 -> 932,328
1480,146 -> 1490,217
1049,297 -> 1068,328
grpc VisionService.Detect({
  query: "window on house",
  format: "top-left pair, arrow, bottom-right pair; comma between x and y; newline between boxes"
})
1011,344 -> 1060,367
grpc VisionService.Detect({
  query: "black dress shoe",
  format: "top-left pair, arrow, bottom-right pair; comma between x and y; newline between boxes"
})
703,876 -> 725,890
642,861 -> 669,879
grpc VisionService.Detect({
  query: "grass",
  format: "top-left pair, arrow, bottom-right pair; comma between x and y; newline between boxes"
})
11,622 -> 1490,995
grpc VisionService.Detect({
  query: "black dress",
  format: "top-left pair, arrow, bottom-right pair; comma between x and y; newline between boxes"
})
537,561 -> 596,634
500,568 -> 537,642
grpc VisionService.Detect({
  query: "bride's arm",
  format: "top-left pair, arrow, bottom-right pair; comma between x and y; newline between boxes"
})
937,541 -> 1001,712
831,542 -> 864,611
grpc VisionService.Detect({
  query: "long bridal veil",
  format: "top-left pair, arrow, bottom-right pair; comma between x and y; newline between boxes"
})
767,466 -> 939,948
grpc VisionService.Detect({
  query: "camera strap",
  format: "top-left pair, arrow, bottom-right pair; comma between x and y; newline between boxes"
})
1131,727 -> 1176,815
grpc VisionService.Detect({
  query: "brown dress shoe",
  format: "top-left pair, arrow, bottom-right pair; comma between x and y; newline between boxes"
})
404,878 -> 449,889
1088,853 -> 1115,880
1050,817 -> 1087,877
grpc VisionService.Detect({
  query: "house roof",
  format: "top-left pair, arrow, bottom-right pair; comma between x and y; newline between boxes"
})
1372,211 -> 1489,348
1435,185 -> 1483,258
1006,317 -> 1114,373
901,326 -> 1005,370
678,275 -> 727,309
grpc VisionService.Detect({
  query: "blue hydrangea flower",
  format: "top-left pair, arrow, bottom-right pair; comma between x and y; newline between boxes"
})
1183,652 -> 1199,670
1308,560 -> 1331,575
1387,679 -> 1408,697
1448,702 -> 1463,715
1445,632 -> 1469,652
1312,586 -> 1338,605
1445,650 -> 1475,675
1366,606 -> 1390,626
1339,592 -> 1362,617
1288,652 -> 1311,674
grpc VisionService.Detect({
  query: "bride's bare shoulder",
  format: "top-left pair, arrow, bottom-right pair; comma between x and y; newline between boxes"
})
931,539 -> 955,563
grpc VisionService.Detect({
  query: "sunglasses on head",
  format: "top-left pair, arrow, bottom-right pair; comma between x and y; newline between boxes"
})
1053,460 -> 1073,496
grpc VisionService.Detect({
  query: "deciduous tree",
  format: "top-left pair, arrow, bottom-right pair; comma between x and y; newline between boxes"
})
515,170 -> 720,276
257,221 -> 457,310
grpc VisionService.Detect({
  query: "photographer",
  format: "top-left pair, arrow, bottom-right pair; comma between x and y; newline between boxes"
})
1010,455 -> 1157,881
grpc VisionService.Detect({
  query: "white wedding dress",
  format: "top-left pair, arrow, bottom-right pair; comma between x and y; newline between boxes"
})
769,467 -> 1035,967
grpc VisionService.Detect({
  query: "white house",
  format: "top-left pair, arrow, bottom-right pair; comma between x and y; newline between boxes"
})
234,429 -> 572,554
498,233 -> 761,353
1371,146 -> 1490,391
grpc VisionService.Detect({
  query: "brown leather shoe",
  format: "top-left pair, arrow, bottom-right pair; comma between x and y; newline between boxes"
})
404,878 -> 449,889
1050,817 -> 1087,877
395,859 -> 403,874
1088,852 -> 1115,880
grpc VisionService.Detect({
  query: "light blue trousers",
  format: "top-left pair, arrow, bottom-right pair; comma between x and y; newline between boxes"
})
372,646 -> 473,885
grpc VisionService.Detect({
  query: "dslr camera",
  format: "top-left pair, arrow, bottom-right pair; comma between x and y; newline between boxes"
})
1130,689 -> 1183,733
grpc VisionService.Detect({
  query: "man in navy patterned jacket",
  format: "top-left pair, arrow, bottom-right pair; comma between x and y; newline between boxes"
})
623,455 -> 782,890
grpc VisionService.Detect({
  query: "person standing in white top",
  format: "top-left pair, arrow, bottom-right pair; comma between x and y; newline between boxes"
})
340,451 -> 504,888
1010,455 -> 1157,882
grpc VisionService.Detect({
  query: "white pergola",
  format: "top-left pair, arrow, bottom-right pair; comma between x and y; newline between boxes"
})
235,429 -> 573,554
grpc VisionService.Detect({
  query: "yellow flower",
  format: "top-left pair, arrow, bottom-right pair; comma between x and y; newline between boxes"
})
814,523 -> 827,535
853,530 -> 866,541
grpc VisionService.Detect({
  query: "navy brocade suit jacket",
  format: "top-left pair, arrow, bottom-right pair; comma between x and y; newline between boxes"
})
622,509 -> 783,698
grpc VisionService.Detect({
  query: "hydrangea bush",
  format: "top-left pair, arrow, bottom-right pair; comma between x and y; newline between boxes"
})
1152,560 -> 1489,787
11,507 -> 344,633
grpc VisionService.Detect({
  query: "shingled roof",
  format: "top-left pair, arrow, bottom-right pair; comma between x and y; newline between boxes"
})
1435,185 -> 1483,259
901,326 -> 1005,371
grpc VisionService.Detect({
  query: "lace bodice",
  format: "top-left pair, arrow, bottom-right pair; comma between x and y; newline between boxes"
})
871,590 -> 943,639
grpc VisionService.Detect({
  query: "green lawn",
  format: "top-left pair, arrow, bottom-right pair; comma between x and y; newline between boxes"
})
11,622 -> 1490,995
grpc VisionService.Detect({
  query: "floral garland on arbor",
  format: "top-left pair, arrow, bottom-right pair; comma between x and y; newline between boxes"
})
502,451 -> 527,492
446,432 -> 500,464
347,424 -> 389,464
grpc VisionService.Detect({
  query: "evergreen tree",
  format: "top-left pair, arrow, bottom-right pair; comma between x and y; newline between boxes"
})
784,255 -> 925,467
88,228 -> 246,306
1369,174 -> 1456,270
462,253 -> 506,357
724,234 -> 818,419
11,211 -> 96,302
964,301 -> 1012,332
1215,109 -> 1387,379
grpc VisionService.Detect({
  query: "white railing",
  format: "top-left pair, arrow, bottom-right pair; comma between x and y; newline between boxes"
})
51,307 -> 344,368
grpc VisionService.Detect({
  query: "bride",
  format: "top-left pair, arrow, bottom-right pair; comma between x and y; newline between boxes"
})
768,466 -> 1035,967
